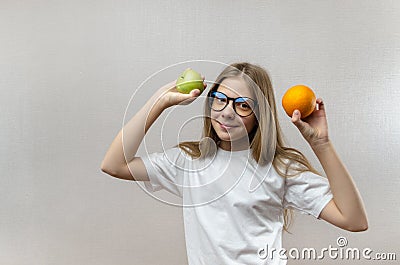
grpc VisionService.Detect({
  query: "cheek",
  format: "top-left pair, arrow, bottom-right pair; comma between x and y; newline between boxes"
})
210,119 -> 218,131
210,112 -> 219,128
243,116 -> 257,132
210,111 -> 219,120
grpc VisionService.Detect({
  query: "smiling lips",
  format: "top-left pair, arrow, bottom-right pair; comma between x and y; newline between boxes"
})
219,122 -> 238,130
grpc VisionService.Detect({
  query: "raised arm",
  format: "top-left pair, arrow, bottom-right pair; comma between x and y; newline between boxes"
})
291,98 -> 368,232
100,79 -> 205,181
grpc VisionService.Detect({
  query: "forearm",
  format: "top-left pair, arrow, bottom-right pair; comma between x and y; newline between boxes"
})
101,91 -> 167,171
312,141 -> 368,225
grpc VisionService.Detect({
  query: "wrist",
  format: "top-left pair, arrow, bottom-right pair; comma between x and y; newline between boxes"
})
155,97 -> 170,110
149,92 -> 169,112
153,81 -> 176,110
310,139 -> 332,153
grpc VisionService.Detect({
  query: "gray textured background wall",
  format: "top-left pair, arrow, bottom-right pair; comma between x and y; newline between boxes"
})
1,0 -> 399,264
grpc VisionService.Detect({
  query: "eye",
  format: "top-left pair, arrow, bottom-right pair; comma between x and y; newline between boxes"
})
235,98 -> 254,109
217,97 -> 227,103
212,92 -> 227,103
239,103 -> 250,109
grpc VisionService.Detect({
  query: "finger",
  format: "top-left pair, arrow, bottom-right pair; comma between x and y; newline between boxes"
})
190,89 -> 201,97
179,89 -> 200,102
200,76 -> 207,89
316,98 -> 325,111
179,93 -> 198,105
175,94 -> 191,105
291,110 -> 307,132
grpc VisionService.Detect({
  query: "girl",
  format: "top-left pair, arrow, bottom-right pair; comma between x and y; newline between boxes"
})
101,62 -> 368,265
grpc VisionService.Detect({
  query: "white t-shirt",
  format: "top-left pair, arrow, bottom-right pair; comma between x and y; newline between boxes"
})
141,147 -> 332,265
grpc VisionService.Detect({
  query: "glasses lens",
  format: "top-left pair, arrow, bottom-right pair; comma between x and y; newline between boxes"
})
208,91 -> 256,117
234,97 -> 256,117
209,91 -> 227,111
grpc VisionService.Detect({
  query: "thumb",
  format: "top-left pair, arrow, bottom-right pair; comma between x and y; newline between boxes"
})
178,89 -> 200,105
190,88 -> 201,97
291,110 -> 307,133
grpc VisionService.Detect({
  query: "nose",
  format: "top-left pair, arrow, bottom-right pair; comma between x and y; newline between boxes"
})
221,100 -> 236,119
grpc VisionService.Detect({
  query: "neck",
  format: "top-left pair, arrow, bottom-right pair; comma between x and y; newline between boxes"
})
219,140 -> 250,151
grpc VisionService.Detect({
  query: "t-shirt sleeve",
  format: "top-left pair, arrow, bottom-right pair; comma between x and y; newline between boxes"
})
283,171 -> 333,218
140,147 -> 187,198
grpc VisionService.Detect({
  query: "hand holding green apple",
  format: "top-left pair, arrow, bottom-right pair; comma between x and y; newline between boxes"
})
154,69 -> 206,109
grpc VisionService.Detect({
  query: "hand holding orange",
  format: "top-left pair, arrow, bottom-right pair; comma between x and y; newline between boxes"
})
282,85 -> 316,118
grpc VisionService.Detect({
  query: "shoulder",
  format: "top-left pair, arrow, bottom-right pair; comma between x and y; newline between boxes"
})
142,146 -> 195,177
145,146 -> 192,165
273,157 -> 303,178
163,146 -> 193,161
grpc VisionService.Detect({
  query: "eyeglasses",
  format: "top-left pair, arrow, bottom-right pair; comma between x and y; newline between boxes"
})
208,91 -> 257,117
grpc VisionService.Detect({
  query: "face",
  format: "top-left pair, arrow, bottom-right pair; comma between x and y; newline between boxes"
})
210,77 -> 257,151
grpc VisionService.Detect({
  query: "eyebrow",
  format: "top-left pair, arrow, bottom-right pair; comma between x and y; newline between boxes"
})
217,88 -> 252,99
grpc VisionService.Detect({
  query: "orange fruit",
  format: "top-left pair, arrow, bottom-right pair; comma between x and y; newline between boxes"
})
282,85 -> 316,118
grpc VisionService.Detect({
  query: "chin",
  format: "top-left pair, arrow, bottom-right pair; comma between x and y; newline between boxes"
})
211,121 -> 249,143
215,130 -> 248,143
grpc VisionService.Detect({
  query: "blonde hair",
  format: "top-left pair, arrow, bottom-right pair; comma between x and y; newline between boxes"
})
177,62 -> 319,232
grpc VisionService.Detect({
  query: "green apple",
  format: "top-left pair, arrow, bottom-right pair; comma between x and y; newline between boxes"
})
176,69 -> 204,94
